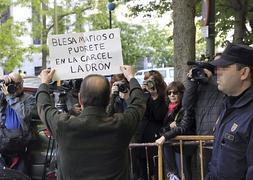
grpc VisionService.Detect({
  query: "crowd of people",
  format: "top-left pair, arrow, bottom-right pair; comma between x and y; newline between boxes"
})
0,42 -> 253,180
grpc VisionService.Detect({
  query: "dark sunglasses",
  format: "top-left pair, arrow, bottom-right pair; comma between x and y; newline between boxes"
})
168,91 -> 179,95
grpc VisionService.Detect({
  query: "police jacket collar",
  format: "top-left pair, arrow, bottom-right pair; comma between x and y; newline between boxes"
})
226,85 -> 253,108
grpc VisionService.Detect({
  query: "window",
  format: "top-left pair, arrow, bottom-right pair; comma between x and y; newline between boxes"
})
135,72 -> 143,76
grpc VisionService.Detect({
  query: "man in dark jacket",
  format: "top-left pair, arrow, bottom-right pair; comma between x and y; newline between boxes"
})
206,43 -> 253,180
36,65 -> 146,180
182,57 -> 224,177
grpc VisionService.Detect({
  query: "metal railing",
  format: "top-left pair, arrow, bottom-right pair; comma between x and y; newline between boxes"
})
129,135 -> 214,180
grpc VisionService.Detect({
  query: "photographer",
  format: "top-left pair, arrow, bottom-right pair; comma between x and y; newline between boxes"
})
66,79 -> 82,116
182,56 -> 224,177
49,79 -> 82,115
136,70 -> 168,180
0,72 -> 35,174
107,74 -> 129,115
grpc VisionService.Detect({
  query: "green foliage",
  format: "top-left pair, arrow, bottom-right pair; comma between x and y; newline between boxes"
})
195,20 -> 207,59
86,0 -> 172,69
0,0 -> 43,71
139,25 -> 173,67
86,1 -> 110,30
0,0 -> 11,14
1,0 -> 210,72
195,0 -> 202,17
117,22 -> 146,66
215,0 -> 253,45
127,0 -> 171,17
74,8 -> 85,32
215,0 -> 234,45
0,19 -> 26,71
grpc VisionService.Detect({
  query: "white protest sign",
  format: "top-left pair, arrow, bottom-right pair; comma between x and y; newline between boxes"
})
48,28 -> 123,80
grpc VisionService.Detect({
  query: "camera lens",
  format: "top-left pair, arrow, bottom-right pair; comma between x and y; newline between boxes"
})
118,83 -> 128,93
7,84 -> 16,94
191,68 -> 208,83
146,80 -> 155,90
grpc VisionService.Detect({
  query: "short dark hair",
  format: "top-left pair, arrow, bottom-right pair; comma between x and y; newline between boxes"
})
166,81 -> 185,99
167,81 -> 185,94
79,74 -> 110,108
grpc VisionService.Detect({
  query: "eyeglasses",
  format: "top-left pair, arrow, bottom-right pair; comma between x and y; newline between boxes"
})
168,91 -> 179,96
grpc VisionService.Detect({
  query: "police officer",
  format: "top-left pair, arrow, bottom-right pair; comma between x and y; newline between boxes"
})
205,43 -> 253,180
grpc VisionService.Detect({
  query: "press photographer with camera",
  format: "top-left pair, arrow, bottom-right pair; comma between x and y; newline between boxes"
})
134,70 -> 167,180
182,55 -> 224,177
65,79 -> 82,116
0,72 -> 36,174
48,79 -> 82,115
107,74 -> 129,115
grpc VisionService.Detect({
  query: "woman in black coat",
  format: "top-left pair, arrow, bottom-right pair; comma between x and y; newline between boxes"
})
136,70 -> 168,180
156,81 -> 195,180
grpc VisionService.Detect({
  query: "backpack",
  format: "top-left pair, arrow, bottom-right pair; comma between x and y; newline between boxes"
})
0,97 -> 31,154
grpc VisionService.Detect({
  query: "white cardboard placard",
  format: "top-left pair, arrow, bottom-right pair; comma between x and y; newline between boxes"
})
48,28 -> 123,80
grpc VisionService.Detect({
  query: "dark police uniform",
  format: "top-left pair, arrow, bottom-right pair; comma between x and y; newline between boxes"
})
206,86 -> 253,180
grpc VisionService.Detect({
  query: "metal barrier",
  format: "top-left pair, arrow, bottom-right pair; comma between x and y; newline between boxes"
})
129,135 -> 214,180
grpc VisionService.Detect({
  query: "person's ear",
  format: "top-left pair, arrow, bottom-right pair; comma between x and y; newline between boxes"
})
240,67 -> 250,80
78,93 -> 84,110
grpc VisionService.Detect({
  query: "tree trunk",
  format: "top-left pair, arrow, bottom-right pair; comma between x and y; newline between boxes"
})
231,0 -> 248,44
172,0 -> 196,83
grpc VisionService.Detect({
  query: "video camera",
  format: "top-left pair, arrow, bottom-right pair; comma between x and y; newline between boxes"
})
0,79 -> 18,94
49,79 -> 83,113
53,91 -> 68,113
187,61 -> 215,83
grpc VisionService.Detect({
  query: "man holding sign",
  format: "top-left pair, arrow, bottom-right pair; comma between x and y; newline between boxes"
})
36,65 -> 146,180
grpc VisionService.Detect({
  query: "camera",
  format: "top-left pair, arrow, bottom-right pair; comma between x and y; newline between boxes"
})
112,81 -> 129,96
143,79 -> 156,90
117,82 -> 129,93
0,80 -> 17,94
187,61 -> 215,83
61,79 -> 82,91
